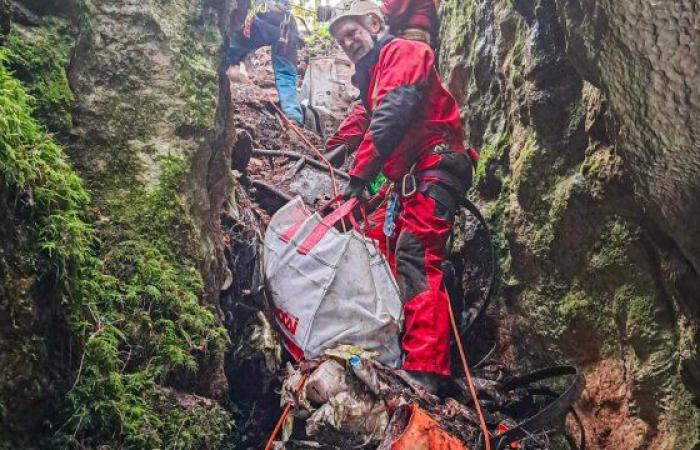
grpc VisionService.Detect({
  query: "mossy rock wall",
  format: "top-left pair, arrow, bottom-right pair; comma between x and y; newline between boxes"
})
66,0 -> 237,320
1,0 -> 240,447
439,0 -> 699,448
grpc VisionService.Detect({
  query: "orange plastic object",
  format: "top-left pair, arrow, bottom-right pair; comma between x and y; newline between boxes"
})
391,404 -> 468,450
496,423 -> 520,449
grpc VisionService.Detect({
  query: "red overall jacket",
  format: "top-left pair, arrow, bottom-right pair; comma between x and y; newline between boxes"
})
325,103 -> 369,152
328,35 -> 475,182
381,0 -> 438,36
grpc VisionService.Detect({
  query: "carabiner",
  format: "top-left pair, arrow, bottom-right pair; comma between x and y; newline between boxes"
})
401,172 -> 417,197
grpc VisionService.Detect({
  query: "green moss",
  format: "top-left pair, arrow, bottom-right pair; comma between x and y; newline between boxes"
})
62,155 -> 230,447
483,179 -> 515,285
511,31 -> 525,69
508,14 -> 527,86
557,283 -> 614,347
548,174 -> 580,220
512,134 -> 538,188
511,137 -> 552,248
558,287 -> 592,318
74,0 -> 96,39
580,153 -> 604,175
612,285 -> 670,360
474,146 -> 493,186
512,217 -> 673,360
439,0 -> 477,55
105,155 -> 202,260
174,5 -> 220,132
474,131 -> 510,188
516,280 -> 570,345
510,136 -> 589,259
0,49 -> 90,285
3,19 -> 75,134
668,385 -> 700,449
626,292 -> 658,343
469,131 -> 516,286
1,47 -> 89,442
62,241 -> 231,448
588,219 -> 638,270
161,393 -> 235,450
0,50 -> 232,448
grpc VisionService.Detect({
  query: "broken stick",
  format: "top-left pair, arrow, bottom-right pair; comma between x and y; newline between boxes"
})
252,148 -> 350,179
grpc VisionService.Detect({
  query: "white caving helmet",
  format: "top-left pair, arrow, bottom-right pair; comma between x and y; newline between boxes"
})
328,0 -> 383,36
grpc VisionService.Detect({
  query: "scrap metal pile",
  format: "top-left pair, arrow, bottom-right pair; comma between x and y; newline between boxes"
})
219,49 -> 585,450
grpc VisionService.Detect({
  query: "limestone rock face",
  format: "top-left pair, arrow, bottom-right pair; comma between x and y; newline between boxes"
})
1,0 -> 239,446
558,0 -> 700,274
439,0 -> 699,447
67,0 -> 236,321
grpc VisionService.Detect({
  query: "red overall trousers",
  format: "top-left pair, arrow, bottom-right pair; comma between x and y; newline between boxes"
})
364,151 -> 470,376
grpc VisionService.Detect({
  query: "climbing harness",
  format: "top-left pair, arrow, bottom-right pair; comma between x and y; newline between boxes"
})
415,147 -> 496,341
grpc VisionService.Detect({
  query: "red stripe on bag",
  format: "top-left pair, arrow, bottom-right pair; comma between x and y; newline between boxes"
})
297,198 -> 358,255
281,334 -> 304,362
279,221 -> 303,243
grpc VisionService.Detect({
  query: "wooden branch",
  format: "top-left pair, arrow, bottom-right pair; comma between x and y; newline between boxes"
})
252,148 -> 350,179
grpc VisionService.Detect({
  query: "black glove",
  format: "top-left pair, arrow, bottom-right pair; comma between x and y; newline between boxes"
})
325,144 -> 349,168
343,176 -> 368,200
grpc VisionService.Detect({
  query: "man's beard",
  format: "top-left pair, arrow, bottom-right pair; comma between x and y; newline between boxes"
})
352,45 -> 371,62
350,34 -> 377,63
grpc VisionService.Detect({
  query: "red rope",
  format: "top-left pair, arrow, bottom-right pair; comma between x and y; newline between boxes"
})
269,103 -> 347,231
269,103 -> 339,198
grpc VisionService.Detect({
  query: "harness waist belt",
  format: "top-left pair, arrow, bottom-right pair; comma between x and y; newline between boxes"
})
417,182 -> 458,214
415,169 -> 469,197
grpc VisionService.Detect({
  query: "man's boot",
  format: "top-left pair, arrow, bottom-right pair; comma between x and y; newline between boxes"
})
398,370 -> 441,394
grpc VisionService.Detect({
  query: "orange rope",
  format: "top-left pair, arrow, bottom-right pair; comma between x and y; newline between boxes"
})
269,103 -> 348,231
269,103 -> 339,198
447,296 -> 492,450
263,372 -> 309,450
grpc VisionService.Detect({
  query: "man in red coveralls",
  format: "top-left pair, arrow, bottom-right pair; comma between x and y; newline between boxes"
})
328,2 -> 478,392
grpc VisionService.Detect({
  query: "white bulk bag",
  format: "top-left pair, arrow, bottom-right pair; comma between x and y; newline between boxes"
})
263,196 -> 403,367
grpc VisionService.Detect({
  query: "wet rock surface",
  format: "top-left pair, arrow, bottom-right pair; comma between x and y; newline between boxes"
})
439,0 -> 699,447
